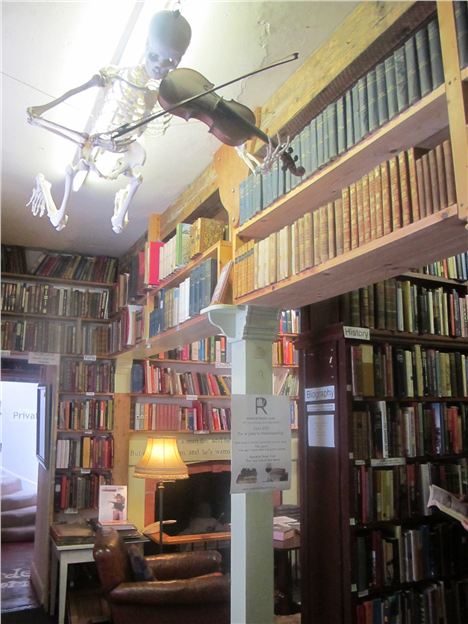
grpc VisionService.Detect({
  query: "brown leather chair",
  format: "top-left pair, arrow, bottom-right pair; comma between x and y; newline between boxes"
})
93,527 -> 230,624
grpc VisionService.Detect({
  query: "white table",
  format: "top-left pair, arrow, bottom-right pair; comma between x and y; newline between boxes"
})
49,541 -> 95,624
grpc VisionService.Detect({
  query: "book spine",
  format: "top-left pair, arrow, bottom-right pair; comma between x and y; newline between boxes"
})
405,35 -> 421,106
357,76 -> 369,139
366,69 -> 378,133
342,187 -> 351,253
397,151 -> 411,226
428,19 -> 444,88
455,0 -> 468,68
384,55 -> 398,119
442,140 -> 456,206
428,149 -> 441,213
380,161 -> 392,235
435,143 -> 448,210
375,61 -> 389,127
336,95 -> 346,155
415,25 -> 432,97
394,45 -> 409,113
345,89 -> 355,150
349,183 -> 359,249
326,101 -> 338,161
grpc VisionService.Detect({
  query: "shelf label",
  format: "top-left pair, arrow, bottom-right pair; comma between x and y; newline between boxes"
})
186,395 -> 198,401
83,354 -> 97,362
84,430 -> 93,436
28,352 -> 60,366
354,460 -> 365,466
349,518 -> 356,526
343,326 -> 370,341
351,584 -> 357,593
215,362 -> 230,368
370,457 -> 405,467
307,402 -> 335,413
64,508 -> 79,515
304,385 -> 335,402
358,590 -> 369,598
80,469 -> 91,474
1,350 -> 11,357
85,392 -> 95,397
349,452 -> 354,459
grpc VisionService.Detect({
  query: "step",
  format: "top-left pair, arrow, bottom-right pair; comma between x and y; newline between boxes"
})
1,525 -> 35,542
2,490 -> 37,511
1,505 -> 37,528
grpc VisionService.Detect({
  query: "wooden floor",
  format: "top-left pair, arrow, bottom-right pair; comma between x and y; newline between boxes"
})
1,541 -> 40,613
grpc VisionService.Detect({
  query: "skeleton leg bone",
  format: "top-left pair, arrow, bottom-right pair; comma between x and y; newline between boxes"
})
111,171 -> 143,234
235,135 -> 290,175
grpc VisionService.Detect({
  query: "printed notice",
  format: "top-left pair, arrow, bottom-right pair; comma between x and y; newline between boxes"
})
231,395 -> 291,493
307,413 -> 335,448
28,352 -> 60,366
343,326 -> 370,341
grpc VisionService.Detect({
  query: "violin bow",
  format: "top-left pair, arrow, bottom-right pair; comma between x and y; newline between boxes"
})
106,52 -> 300,140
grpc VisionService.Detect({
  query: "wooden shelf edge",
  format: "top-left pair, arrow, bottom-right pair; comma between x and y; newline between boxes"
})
237,83 -> 448,240
130,393 -> 230,399
235,207 -> 468,309
1,272 -> 115,288
127,314 -> 219,359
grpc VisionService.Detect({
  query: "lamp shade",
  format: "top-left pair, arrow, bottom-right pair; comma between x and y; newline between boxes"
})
134,437 -> 188,481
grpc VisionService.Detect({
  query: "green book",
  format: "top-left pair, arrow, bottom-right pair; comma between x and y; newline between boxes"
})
316,111 -> 324,167
175,223 -> 192,267
351,83 -> 361,142
310,117 -> 318,172
405,35 -> 421,106
336,95 -> 346,154
326,101 -> 338,160
357,76 -> 369,138
366,68 -> 378,132
415,26 -> 432,97
394,46 -> 409,112
375,62 -> 389,126
345,89 -> 354,149
384,55 -> 398,119
428,19 -> 444,88
455,0 -> 468,68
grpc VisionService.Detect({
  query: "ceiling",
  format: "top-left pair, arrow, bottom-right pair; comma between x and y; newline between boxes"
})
1,0 -> 358,259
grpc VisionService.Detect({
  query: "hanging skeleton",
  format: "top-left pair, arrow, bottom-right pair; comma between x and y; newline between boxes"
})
27,9 -> 302,234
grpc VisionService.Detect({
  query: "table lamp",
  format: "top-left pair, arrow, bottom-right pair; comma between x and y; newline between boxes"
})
134,437 -> 188,551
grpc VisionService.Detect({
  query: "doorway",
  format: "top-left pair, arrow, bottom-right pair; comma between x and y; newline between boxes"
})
1,379 -> 40,613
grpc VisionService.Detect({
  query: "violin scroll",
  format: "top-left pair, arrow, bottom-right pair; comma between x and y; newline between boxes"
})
280,146 -> 305,177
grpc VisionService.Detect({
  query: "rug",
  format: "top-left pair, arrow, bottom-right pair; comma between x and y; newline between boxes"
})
1,542 -> 39,612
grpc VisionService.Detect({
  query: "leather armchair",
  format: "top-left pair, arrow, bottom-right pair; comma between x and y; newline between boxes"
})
93,528 -> 230,624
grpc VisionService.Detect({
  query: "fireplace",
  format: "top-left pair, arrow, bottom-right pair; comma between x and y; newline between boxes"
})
153,461 -> 231,537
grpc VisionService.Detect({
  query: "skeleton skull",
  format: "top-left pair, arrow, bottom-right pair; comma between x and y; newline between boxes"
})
145,10 -> 191,80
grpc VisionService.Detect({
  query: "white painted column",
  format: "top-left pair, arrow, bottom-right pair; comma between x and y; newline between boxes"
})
205,304 -> 279,624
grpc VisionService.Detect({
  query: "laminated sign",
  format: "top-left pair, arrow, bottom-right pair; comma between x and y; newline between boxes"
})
231,395 -> 291,493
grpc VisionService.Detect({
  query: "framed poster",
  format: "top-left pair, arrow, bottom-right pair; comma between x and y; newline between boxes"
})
36,384 -> 51,469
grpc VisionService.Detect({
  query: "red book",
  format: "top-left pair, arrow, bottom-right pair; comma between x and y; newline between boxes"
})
146,241 -> 164,287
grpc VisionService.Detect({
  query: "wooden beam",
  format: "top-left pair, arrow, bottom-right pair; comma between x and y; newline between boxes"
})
160,164 -> 218,240
438,0 -> 468,223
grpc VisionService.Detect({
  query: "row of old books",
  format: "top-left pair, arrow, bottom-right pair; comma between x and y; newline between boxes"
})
28,250 -> 117,284
54,472 -> 110,512
81,324 -> 111,356
422,251 -> 468,281
352,401 -> 467,460
273,336 -> 298,366
238,11 -> 463,225
58,398 -> 114,431
149,258 -> 218,336
279,309 -> 300,334
356,578 -> 467,624
354,459 -> 467,524
235,138 -> 456,297
131,401 -> 231,433
109,304 -> 144,353
1,318 -> 77,354
1,245 -> 27,273
356,521 -> 467,593
1,281 -> 115,319
272,369 -> 299,397
340,276 -> 468,338
59,360 -> 115,393
156,335 -> 230,364
131,360 -> 231,396
55,435 -> 113,469
350,342 -> 468,399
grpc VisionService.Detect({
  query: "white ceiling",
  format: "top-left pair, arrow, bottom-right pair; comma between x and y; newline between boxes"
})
1,0 -> 357,258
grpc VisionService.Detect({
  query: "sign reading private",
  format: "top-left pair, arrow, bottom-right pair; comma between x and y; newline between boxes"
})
231,395 -> 291,493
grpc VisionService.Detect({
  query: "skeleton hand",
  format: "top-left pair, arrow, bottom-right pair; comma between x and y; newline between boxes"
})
98,66 -> 121,86
260,134 -> 290,173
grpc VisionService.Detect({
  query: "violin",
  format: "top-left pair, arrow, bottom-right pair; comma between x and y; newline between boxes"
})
158,68 -> 304,177
109,53 -> 305,177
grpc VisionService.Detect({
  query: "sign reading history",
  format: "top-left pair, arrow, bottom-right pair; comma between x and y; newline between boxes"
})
231,395 -> 291,493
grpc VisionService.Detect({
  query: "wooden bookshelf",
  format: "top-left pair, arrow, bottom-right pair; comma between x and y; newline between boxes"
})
236,78 -> 463,241
236,205 -> 467,309
1,272 -> 115,288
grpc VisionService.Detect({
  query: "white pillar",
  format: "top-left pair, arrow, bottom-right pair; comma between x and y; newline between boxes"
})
205,304 -> 279,624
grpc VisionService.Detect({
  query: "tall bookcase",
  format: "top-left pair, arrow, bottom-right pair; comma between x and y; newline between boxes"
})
298,255 -> 468,624
0,245 -> 122,523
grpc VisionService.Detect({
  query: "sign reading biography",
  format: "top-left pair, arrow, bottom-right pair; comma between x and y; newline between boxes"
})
230,395 -> 291,493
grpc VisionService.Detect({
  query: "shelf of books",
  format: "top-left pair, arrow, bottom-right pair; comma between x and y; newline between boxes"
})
234,6 -> 468,314
299,252 -> 468,624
